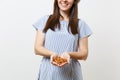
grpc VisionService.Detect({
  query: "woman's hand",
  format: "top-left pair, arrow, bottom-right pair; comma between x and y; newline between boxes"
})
50,53 -> 59,66
59,52 -> 70,67
50,52 -> 70,67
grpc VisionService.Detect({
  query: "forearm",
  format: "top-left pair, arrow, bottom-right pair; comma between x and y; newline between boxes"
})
68,50 -> 88,60
34,46 -> 55,57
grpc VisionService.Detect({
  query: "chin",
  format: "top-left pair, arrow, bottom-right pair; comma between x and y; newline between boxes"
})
60,8 -> 70,12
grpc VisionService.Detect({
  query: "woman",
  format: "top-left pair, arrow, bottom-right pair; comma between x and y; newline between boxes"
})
32,0 -> 92,80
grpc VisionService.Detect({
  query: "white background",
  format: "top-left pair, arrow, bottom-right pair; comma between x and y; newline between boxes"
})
0,0 -> 120,80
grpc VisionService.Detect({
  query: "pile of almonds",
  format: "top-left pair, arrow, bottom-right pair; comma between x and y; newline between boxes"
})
53,56 -> 67,65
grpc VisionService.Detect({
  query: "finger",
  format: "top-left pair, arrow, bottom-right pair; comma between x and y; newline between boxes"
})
58,62 -> 68,67
51,61 -> 58,66
50,57 -> 54,63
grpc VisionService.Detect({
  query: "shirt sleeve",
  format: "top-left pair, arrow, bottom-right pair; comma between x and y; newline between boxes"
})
32,15 -> 49,33
78,19 -> 93,39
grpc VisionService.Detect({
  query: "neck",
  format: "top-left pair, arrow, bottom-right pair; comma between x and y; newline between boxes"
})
59,10 -> 69,21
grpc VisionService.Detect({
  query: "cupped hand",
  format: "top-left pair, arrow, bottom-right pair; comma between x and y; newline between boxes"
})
59,52 -> 70,67
50,53 -> 59,66
50,52 -> 70,67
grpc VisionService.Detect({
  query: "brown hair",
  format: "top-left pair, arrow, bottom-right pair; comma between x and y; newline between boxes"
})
43,0 -> 80,34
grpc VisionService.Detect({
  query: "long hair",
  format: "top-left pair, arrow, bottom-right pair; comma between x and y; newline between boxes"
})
43,0 -> 80,34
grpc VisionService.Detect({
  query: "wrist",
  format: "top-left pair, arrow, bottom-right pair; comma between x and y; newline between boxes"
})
50,51 -> 56,56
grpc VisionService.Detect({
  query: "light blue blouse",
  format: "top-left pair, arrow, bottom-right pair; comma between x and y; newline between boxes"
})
32,15 -> 92,80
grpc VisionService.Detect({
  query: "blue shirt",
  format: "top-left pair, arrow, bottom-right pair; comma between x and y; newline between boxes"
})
32,15 -> 92,80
